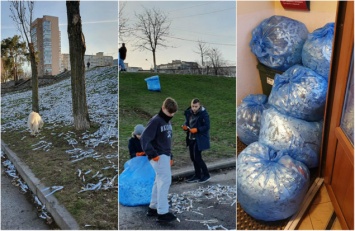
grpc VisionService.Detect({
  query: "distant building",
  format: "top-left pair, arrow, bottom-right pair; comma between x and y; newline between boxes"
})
85,52 -> 113,68
119,62 -> 143,72
61,54 -> 70,71
31,15 -> 61,76
61,52 -> 113,71
157,60 -> 199,70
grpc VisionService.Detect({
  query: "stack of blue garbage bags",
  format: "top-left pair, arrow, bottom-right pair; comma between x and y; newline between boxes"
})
237,17 -> 334,222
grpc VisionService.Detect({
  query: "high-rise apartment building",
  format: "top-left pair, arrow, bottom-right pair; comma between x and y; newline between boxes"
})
31,15 -> 61,76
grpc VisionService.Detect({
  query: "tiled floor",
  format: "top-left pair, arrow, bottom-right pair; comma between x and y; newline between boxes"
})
297,184 -> 342,230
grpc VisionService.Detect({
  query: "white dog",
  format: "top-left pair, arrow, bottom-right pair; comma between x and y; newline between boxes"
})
27,111 -> 44,135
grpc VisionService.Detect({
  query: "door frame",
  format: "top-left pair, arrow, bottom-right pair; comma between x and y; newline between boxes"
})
321,1 -> 354,229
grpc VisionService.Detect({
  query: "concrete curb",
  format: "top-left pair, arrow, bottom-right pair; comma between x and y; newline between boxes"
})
171,157 -> 236,180
2,138 -> 236,229
1,140 -> 80,230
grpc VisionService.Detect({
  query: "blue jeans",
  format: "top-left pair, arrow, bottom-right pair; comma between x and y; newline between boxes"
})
119,58 -> 126,70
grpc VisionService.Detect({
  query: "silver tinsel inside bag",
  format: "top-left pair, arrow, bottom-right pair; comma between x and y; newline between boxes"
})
302,22 -> 334,80
237,94 -> 268,145
237,142 -> 310,221
268,65 -> 328,122
249,15 -> 308,71
119,156 -> 155,206
259,107 -> 323,168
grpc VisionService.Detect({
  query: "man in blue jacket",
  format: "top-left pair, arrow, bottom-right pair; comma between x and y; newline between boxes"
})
140,97 -> 178,223
182,98 -> 211,183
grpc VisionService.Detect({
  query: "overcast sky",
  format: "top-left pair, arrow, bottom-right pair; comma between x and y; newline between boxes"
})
120,1 -> 236,70
1,1 -> 118,58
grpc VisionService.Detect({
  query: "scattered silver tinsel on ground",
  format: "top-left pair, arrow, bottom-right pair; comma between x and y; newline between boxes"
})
1,67 -> 119,193
168,184 -> 236,230
1,67 -> 118,144
1,150 -> 53,224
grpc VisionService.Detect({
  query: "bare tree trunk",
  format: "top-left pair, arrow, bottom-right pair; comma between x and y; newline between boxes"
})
9,1 -> 39,112
13,63 -> 18,82
29,43 -> 39,112
66,1 -> 90,130
152,49 -> 157,72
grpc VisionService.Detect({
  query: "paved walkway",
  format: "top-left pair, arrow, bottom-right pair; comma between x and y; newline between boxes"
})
172,157 -> 236,179
1,172 -> 49,230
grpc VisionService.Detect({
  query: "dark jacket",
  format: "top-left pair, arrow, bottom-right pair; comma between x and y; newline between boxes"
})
128,135 -> 143,159
140,110 -> 173,160
119,46 -> 127,60
183,106 -> 210,151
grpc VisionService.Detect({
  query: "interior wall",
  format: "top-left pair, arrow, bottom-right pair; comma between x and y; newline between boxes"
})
237,1 -> 274,105
237,1 -> 338,106
274,1 -> 338,32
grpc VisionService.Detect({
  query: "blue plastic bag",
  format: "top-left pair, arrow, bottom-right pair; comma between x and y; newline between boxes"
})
250,15 -> 308,71
259,107 -> 323,168
145,75 -> 161,91
119,156 -> 155,206
302,23 -> 335,80
237,94 -> 268,145
237,142 -> 310,221
268,65 -> 328,122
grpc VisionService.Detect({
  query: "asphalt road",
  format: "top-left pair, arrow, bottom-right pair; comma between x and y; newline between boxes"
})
1,172 -> 50,230
119,167 -> 236,230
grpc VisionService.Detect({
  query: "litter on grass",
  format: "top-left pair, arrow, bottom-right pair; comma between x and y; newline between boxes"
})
1,151 -> 54,224
41,186 -> 64,197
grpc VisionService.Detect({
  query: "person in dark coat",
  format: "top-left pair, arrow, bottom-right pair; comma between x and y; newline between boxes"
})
128,124 -> 145,159
119,43 -> 127,71
182,98 -> 211,183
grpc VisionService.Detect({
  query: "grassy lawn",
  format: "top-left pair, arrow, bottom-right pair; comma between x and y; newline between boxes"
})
119,72 -> 236,173
1,67 -> 118,230
2,125 -> 118,229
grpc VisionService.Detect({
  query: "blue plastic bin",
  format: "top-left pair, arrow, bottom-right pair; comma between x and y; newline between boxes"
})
144,75 -> 161,92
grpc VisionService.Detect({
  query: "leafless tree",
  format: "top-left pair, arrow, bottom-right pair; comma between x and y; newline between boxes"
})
10,1 -> 39,112
66,1 -> 91,130
119,1 -> 128,41
206,47 -> 225,76
193,40 -> 209,74
194,40 -> 209,67
133,7 -> 171,72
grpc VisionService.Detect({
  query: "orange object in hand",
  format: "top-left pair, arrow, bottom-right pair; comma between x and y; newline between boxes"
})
152,156 -> 160,161
136,152 -> 145,156
170,160 -> 174,166
189,128 -> 198,134
182,125 -> 188,131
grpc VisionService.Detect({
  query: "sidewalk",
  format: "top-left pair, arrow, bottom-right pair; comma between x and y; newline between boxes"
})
172,157 -> 236,180
2,139 -> 236,230
1,172 -> 50,230
1,140 -> 80,230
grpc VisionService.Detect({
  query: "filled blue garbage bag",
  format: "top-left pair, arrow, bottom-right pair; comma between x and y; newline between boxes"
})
268,65 -> 328,122
302,23 -> 335,80
259,107 -> 323,168
119,156 -> 155,206
250,15 -> 308,71
145,75 -> 161,91
237,142 -> 310,221
237,94 -> 268,145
